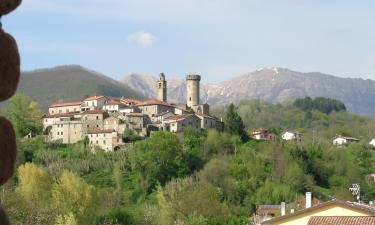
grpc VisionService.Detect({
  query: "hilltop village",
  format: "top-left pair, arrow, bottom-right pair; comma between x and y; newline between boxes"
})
42,74 -> 224,151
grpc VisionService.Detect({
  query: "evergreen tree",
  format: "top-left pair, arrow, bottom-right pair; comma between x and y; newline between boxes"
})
224,104 -> 247,141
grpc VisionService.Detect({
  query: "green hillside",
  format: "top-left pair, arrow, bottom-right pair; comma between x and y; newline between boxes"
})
14,65 -> 144,111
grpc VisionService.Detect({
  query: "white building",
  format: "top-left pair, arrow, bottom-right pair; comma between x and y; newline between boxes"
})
282,131 -> 303,142
369,139 -> 375,148
251,129 -> 277,141
81,95 -> 107,111
103,98 -> 128,112
333,136 -> 360,146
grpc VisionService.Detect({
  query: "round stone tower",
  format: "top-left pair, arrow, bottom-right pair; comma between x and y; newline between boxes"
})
157,73 -> 167,102
186,74 -> 201,108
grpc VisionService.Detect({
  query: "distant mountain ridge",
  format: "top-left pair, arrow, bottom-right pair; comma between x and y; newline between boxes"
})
15,65 -> 144,111
123,67 -> 375,116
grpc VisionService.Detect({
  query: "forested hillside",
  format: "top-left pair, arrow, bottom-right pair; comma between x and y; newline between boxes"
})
2,96 -> 374,225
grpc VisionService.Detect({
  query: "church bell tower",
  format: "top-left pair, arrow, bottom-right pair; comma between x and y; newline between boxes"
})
157,73 -> 167,102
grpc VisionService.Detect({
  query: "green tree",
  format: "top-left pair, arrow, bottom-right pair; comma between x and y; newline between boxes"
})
16,163 -> 53,205
224,104 -> 247,141
52,171 -> 99,224
6,94 -> 43,137
128,132 -> 188,192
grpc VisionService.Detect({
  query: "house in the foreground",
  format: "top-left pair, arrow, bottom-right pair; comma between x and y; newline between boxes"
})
281,131 -> 303,142
333,135 -> 360,146
261,199 -> 375,225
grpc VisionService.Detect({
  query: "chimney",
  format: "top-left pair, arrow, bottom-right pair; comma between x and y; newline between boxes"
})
281,202 -> 286,216
306,192 -> 312,209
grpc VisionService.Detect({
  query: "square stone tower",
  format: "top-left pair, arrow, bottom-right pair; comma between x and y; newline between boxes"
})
157,73 -> 167,102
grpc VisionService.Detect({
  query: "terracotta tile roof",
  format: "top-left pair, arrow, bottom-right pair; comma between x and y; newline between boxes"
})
196,113 -> 217,120
82,110 -> 105,115
121,98 -> 142,105
87,129 -> 115,134
105,98 -> 128,106
137,99 -> 174,107
154,111 -> 173,117
49,101 -> 82,108
43,112 -> 80,118
164,114 -> 195,122
84,95 -> 106,101
308,216 -> 375,225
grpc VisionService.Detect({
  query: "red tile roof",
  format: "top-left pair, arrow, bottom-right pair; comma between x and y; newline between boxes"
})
121,98 -> 142,105
49,101 -> 82,108
87,129 -> 115,134
137,99 -> 174,107
308,216 -> 375,225
105,98 -> 128,106
84,95 -> 106,101
164,114 -> 195,122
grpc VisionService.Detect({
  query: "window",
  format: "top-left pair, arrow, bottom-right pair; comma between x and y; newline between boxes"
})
96,125 -> 99,128
104,134 -> 106,137
59,110 -> 62,113
96,116 -> 99,120
66,109 -> 69,113
87,125 -> 89,128
96,140 -> 98,144
52,110 -> 54,114
103,140 -> 106,144
61,132 -> 63,135
57,132 -> 59,135
96,134 -> 98,137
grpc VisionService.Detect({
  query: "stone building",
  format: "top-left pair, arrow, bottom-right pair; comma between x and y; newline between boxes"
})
87,129 -> 123,152
81,110 -> 108,132
137,99 -> 175,118
44,113 -> 84,144
125,113 -> 150,136
186,74 -> 210,114
163,114 -> 201,133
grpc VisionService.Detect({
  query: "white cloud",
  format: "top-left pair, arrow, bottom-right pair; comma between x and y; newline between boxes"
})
127,31 -> 157,47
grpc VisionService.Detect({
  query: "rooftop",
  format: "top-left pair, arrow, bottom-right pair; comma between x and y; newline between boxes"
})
308,216 -> 375,225
164,114 -> 194,122
84,95 -> 106,101
137,99 -> 173,107
49,101 -> 82,108
82,109 -> 106,115
44,112 -> 80,118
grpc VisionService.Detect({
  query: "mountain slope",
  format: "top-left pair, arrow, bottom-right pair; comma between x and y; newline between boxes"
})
123,68 -> 375,116
17,65 -> 144,110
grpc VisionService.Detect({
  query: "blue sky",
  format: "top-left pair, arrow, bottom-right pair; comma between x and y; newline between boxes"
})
2,0 -> 375,82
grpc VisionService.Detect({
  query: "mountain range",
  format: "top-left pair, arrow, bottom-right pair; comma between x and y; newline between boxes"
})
3,65 -> 375,116
124,67 -> 375,116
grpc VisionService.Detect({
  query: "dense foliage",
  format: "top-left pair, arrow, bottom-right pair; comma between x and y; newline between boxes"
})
2,97 -> 375,225
294,96 -> 347,114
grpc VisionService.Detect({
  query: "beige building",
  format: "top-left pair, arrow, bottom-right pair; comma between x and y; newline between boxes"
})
87,129 -> 123,152
261,200 -> 375,225
163,114 -> 201,133
44,113 -> 84,144
48,101 -> 82,115
251,129 -> 277,141
104,116 -> 125,133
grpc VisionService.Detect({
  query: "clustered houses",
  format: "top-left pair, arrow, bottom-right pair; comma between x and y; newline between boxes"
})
43,73 -> 224,151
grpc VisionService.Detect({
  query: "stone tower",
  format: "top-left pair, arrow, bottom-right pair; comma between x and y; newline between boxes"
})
186,74 -> 201,108
157,73 -> 167,102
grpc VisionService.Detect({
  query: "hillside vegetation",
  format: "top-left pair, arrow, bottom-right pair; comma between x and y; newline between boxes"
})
10,65 -> 144,110
1,96 -> 374,225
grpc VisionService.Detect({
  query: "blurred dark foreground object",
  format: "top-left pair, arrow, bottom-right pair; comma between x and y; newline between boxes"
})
0,0 -> 22,224
0,0 -> 21,16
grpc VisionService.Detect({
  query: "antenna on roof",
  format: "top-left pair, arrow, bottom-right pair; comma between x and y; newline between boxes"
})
349,183 -> 361,203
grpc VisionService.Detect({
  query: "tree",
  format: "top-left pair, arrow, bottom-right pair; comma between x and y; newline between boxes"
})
224,104 -> 247,141
6,94 -> 43,137
16,163 -> 53,205
128,132 -> 188,192
52,171 -> 99,224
